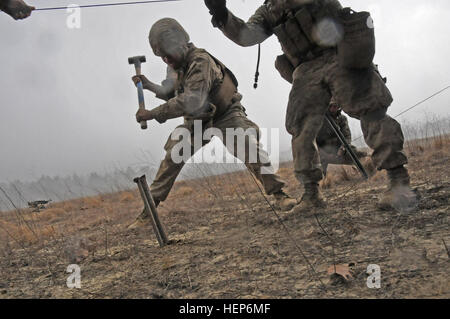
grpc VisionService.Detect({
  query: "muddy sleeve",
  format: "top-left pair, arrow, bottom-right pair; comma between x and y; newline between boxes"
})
149,57 -> 215,124
148,67 -> 177,101
219,5 -> 273,47
146,81 -> 175,102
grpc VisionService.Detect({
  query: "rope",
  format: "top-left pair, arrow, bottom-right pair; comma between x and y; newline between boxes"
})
245,170 -> 327,289
352,85 -> 450,143
34,0 -> 181,11
393,85 -> 450,119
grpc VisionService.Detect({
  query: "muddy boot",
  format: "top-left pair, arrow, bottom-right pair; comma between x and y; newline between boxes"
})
378,166 -> 417,211
128,200 -> 160,229
273,190 -> 298,211
293,183 -> 327,214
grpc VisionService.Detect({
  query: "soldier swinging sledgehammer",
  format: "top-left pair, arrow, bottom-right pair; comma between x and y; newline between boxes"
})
128,18 -> 297,229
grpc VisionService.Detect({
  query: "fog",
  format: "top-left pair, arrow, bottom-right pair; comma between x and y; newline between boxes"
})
1,0 -> 449,184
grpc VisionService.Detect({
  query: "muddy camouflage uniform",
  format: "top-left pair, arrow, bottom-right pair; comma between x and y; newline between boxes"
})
316,110 -> 366,175
148,43 -> 286,202
212,0 -> 408,188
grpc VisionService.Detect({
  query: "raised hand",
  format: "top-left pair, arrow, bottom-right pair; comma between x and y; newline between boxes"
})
204,0 -> 228,27
2,0 -> 35,20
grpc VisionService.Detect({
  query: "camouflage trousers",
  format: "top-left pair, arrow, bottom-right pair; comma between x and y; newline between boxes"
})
318,143 -> 365,176
287,51 -> 408,184
150,111 -> 286,202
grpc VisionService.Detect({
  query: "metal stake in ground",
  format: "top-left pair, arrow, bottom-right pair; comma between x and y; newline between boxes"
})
325,112 -> 369,180
134,175 -> 169,247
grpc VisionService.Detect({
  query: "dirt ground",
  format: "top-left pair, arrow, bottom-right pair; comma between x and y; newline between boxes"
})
0,138 -> 449,299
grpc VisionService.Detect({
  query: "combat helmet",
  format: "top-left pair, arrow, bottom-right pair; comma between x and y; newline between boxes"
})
149,18 -> 190,57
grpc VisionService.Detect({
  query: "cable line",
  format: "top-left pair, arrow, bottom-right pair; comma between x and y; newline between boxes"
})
352,85 -> 450,142
34,0 -> 181,11
393,85 -> 450,119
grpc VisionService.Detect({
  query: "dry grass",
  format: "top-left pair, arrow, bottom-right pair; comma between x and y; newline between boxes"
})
119,191 -> 135,203
83,195 -> 103,208
0,130 -> 448,299
0,219 -> 21,238
36,208 -> 67,223
61,200 -> 82,212
1,221 -> 57,245
337,166 -> 353,181
174,186 -> 194,197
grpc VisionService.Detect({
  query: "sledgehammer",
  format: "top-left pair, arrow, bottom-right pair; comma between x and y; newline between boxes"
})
128,55 -> 147,130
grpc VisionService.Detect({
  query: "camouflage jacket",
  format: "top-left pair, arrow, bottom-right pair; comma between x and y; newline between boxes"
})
219,0 -> 342,48
150,44 -> 243,124
316,112 -> 351,147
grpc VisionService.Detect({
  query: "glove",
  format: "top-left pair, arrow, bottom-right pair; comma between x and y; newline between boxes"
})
136,109 -> 154,123
131,75 -> 151,89
1,0 -> 35,20
204,0 -> 228,28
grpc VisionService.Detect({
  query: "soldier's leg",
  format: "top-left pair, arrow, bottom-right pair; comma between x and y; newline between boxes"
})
216,115 -> 285,194
150,133 -> 188,203
150,124 -> 210,202
318,143 -> 343,173
319,147 -> 331,177
287,59 -> 332,212
215,114 -> 296,211
360,110 -> 407,170
329,60 -> 416,209
360,111 -> 416,209
129,125 -> 206,228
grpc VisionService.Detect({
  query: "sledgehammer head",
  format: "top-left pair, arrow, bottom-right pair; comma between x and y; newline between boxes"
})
128,56 -> 146,74
128,55 -> 146,66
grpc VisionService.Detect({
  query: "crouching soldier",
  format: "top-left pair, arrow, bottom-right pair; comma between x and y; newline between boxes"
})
317,99 -> 368,176
129,18 -> 297,228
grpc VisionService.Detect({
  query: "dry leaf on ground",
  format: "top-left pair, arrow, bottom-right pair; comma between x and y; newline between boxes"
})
327,263 -> 354,281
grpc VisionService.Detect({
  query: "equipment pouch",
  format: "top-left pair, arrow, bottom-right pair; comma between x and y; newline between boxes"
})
275,54 -> 295,84
337,8 -> 375,69
295,8 -> 315,43
273,24 -> 301,67
284,16 -> 311,55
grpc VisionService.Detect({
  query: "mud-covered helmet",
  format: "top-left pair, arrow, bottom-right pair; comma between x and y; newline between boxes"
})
149,18 -> 190,57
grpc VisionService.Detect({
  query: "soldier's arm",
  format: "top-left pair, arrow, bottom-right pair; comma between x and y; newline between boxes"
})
145,80 -> 174,102
218,5 -> 273,47
132,68 -> 177,102
148,57 -> 215,123
1,0 -> 35,20
148,67 -> 178,101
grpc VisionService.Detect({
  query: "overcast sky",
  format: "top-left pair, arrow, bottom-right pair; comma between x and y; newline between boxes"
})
1,0 -> 449,182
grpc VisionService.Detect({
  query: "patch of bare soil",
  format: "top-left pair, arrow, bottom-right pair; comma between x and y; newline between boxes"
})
0,141 -> 449,299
